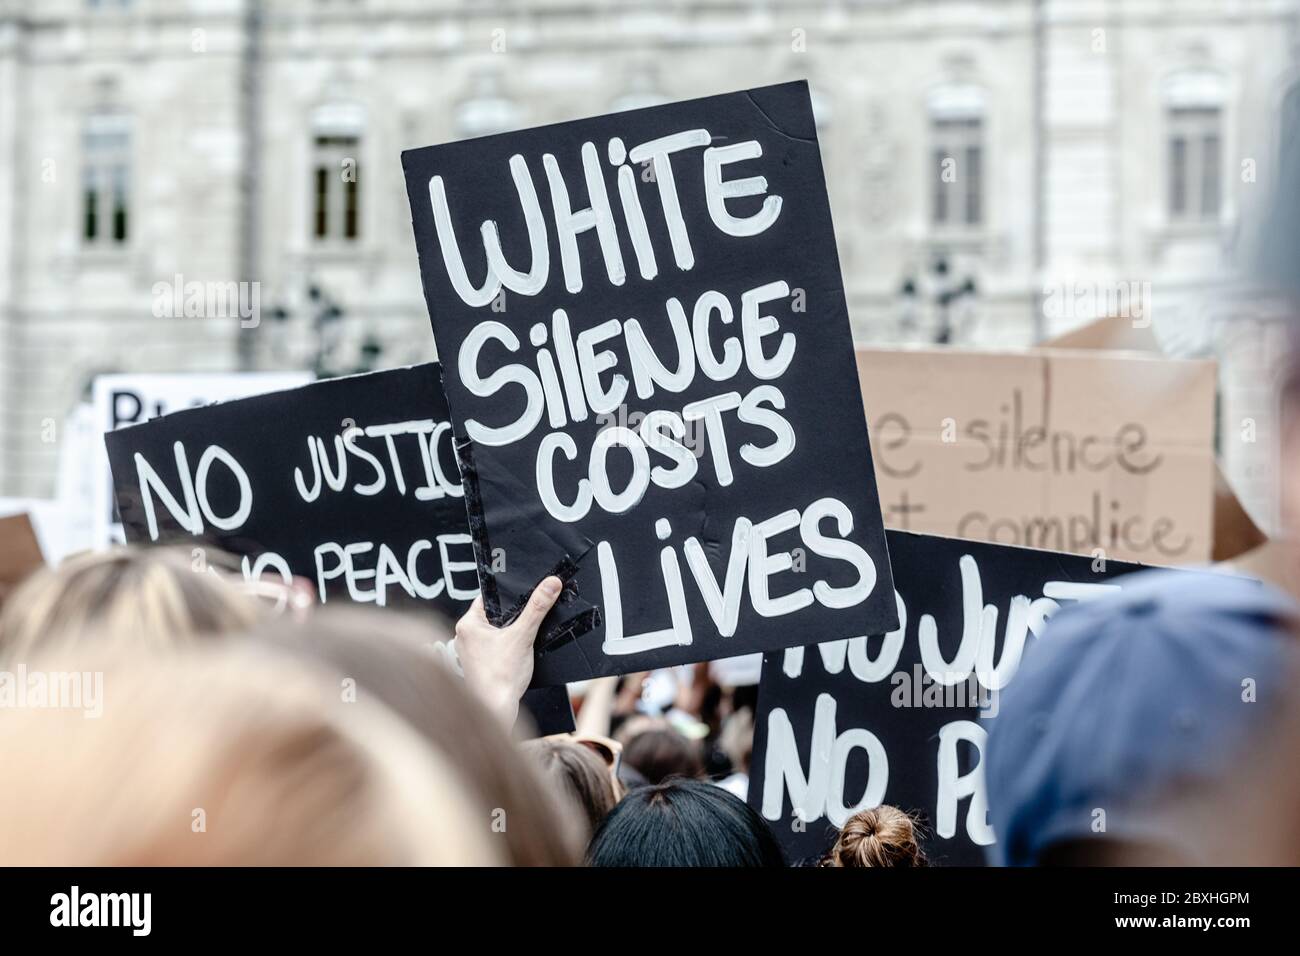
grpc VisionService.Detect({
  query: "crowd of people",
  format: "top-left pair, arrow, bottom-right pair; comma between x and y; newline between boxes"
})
0,538 -> 1296,867
0,545 -> 924,866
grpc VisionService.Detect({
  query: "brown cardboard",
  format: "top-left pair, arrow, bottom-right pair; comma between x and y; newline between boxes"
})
857,346 -> 1217,564
0,513 -> 45,608
1040,313 -> 1162,353
1040,315 -> 1268,562
1222,538 -> 1300,600
1210,466 -> 1270,562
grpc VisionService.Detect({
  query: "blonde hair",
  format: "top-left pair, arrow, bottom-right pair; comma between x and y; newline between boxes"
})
0,643 -> 504,865
823,806 -> 927,868
250,607 -> 584,866
0,547 -> 259,660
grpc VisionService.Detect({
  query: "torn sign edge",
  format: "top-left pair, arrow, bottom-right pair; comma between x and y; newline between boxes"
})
453,434 -> 602,656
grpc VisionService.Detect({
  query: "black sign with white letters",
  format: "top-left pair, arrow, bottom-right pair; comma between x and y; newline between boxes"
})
750,530 -> 1152,865
105,364 -> 573,733
402,81 -> 898,686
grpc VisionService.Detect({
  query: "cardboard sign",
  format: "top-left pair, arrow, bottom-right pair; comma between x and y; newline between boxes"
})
0,513 -> 45,609
857,347 -> 1216,565
104,365 -> 573,734
92,371 -> 311,548
402,81 -> 898,686
749,529 -> 1155,866
0,499 -> 66,567
1039,314 -> 1266,563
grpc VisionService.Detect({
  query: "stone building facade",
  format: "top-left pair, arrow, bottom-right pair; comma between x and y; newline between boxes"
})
1,0 -> 1296,529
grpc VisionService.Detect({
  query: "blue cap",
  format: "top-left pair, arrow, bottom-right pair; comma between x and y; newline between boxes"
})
985,568 -> 1298,866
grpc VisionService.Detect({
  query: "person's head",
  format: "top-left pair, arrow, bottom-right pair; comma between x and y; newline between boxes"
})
822,806 -> 927,868
523,735 -> 622,841
621,726 -> 704,785
985,569 -> 1298,866
0,546 -> 259,660
717,706 -> 754,775
587,778 -> 785,867
1253,115 -> 1300,557
248,605 -> 583,866
0,642 -> 503,865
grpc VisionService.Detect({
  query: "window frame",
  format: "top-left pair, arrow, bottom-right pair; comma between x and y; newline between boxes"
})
81,112 -> 133,248
926,84 -> 988,233
311,133 -> 361,243
308,102 -> 366,246
1161,69 -> 1228,228
1166,105 -> 1223,224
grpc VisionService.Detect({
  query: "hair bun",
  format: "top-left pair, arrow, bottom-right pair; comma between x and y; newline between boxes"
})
825,805 -> 926,868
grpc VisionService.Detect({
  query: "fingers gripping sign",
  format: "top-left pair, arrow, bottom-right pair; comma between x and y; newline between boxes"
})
454,575 -> 564,726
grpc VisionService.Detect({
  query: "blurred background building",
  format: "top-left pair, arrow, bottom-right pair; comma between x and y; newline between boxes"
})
0,0 -> 1296,535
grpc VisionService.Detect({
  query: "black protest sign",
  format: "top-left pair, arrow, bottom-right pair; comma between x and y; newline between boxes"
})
104,364 -> 574,734
749,530 -> 1152,866
402,81 -> 897,687
107,364 -> 477,617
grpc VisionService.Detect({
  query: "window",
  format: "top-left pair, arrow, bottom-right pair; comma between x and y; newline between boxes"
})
82,114 -> 131,246
1167,107 -> 1222,222
932,117 -> 983,227
928,85 -> 986,229
312,134 -> 360,241
310,104 -> 364,242
1164,71 -> 1225,224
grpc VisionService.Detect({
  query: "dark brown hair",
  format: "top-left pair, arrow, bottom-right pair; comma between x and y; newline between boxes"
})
622,727 -> 703,785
